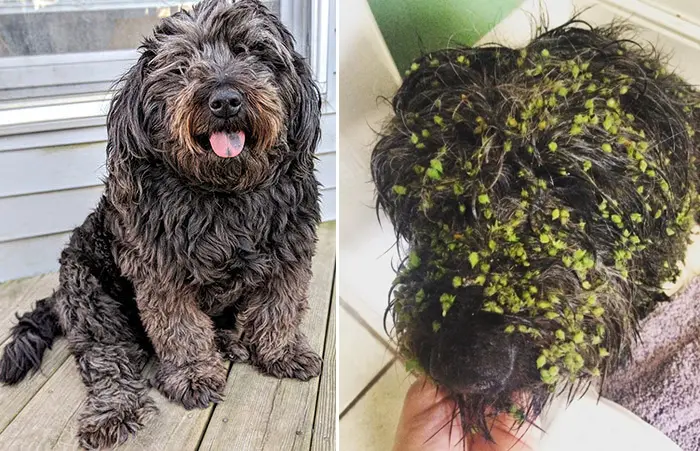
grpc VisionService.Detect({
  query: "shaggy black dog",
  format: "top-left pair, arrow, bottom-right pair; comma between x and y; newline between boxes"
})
372,21 -> 700,443
0,0 -> 322,448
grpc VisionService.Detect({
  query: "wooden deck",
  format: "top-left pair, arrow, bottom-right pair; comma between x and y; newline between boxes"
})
0,222 -> 336,451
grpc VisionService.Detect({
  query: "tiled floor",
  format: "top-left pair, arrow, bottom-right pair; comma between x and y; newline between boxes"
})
338,302 -> 407,451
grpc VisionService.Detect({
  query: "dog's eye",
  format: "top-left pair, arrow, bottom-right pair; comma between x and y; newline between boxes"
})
233,44 -> 249,54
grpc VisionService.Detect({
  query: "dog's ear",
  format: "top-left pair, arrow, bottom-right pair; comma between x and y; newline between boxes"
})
107,49 -> 152,161
289,58 -> 322,161
106,47 -> 153,203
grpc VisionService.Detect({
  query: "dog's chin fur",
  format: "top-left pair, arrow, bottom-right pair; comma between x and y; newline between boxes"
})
372,19 -> 700,443
0,1 -> 322,449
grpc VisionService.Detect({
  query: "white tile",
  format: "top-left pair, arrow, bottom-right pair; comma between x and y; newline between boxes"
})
340,362 -> 414,451
339,305 -> 395,412
683,231 -> 700,276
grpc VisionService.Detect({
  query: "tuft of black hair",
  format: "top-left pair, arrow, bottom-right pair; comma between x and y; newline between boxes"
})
0,297 -> 62,384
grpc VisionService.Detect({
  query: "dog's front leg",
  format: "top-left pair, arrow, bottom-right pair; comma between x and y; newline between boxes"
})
136,285 -> 227,409
241,264 -> 322,381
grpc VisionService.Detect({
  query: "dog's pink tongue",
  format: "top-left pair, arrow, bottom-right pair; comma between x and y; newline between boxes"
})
209,131 -> 245,158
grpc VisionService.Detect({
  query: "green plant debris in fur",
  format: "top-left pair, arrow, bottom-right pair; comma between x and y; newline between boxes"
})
373,21 -> 700,441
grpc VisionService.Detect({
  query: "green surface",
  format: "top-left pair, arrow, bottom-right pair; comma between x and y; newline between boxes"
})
367,0 -> 522,72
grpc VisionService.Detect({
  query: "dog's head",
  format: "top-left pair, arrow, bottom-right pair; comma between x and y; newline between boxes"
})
107,0 -> 320,191
372,21 -> 700,438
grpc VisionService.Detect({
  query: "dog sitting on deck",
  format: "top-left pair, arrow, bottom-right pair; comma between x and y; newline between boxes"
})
0,0 -> 322,448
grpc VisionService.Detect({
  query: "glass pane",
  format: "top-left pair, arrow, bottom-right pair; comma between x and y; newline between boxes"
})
0,0 -> 281,103
0,1 -> 280,58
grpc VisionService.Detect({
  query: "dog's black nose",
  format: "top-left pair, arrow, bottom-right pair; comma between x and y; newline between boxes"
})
209,88 -> 243,119
427,313 -> 526,396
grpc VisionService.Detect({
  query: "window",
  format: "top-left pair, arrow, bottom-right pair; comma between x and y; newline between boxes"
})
0,0 -> 333,134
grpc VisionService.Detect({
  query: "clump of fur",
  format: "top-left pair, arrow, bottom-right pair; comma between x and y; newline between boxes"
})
372,20 -> 700,442
0,298 -> 62,384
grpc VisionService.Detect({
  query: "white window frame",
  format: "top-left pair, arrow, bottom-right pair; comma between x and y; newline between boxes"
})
280,0 -> 335,111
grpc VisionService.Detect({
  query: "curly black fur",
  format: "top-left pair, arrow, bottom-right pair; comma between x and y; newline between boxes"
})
0,298 -> 62,384
372,20 -> 700,444
0,0 -> 322,448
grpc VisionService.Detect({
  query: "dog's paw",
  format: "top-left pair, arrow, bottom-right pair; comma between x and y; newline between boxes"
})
256,337 -> 322,381
215,329 -> 250,362
152,356 -> 227,409
78,394 -> 157,450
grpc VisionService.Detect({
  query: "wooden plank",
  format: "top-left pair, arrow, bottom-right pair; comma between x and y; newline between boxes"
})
0,186 -> 104,243
0,354 -> 221,450
0,142 -> 107,198
116,361 -> 228,451
0,273 -> 73,434
0,126 -> 107,152
0,356 -> 86,450
0,81 -> 113,102
0,58 -> 134,90
0,273 -> 58,342
0,232 -> 70,283
0,341 -> 72,434
198,222 -> 336,451
310,284 -> 336,451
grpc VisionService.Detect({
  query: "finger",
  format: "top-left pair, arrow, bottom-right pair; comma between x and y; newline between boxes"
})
393,378 -> 466,451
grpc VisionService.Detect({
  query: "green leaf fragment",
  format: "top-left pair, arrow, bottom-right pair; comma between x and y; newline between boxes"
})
537,355 -> 547,369
426,168 -> 441,180
469,252 -> 479,268
392,185 -> 407,195
405,359 -> 421,372
408,251 -> 421,269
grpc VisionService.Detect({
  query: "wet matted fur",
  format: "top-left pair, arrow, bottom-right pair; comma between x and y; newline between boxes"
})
0,0 -> 322,448
372,20 -> 700,445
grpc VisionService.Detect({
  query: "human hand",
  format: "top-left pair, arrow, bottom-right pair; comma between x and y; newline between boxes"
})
393,378 -> 539,451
